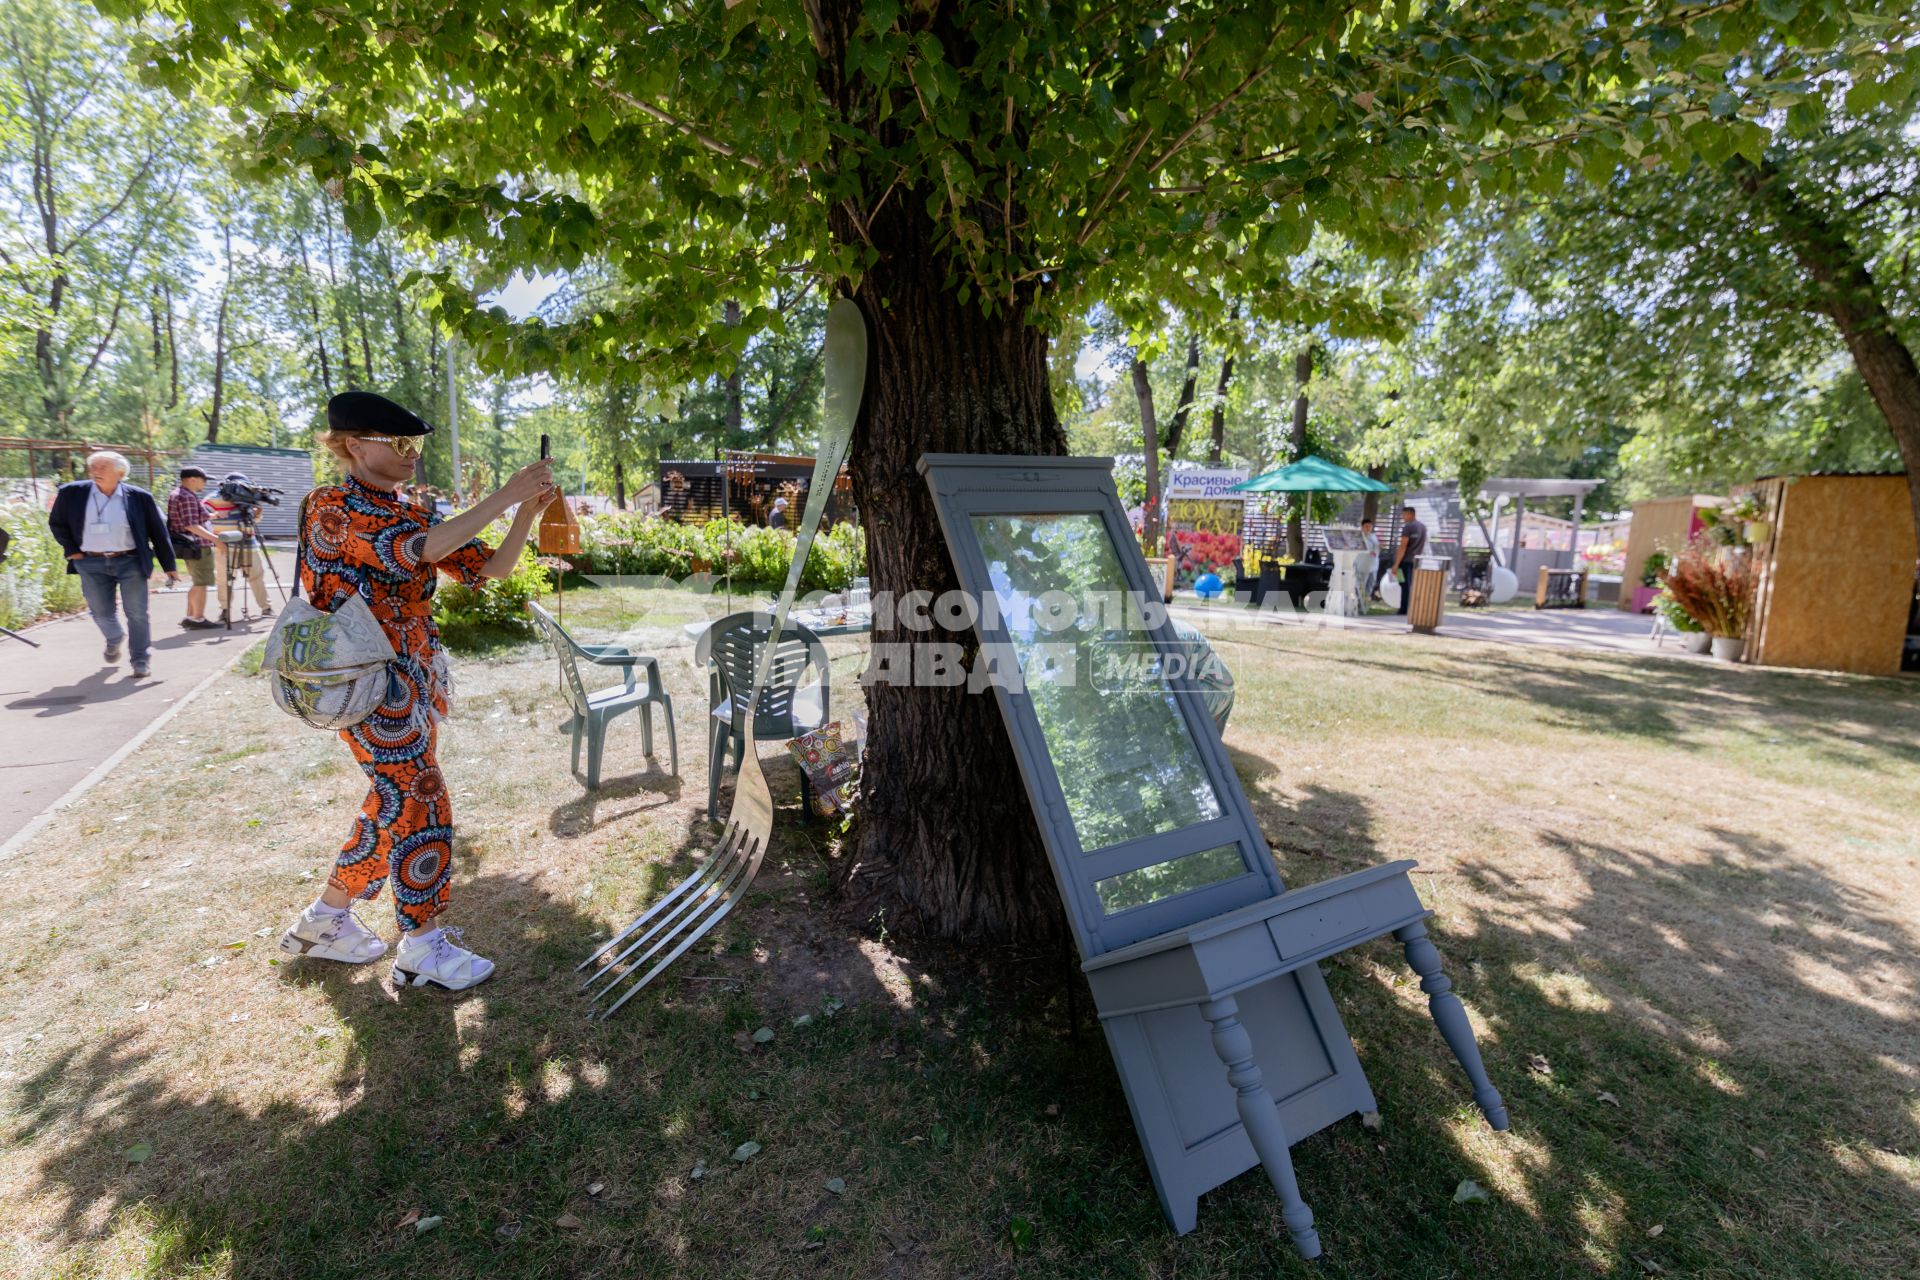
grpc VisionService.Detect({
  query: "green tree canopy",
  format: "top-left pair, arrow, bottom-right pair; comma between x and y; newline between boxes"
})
121,0 -> 1918,939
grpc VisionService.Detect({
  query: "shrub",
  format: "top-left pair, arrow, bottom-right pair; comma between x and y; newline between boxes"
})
575,511 -> 867,591
1640,548 -> 1672,588
0,502 -> 84,630
802,520 -> 867,591
433,526 -> 550,634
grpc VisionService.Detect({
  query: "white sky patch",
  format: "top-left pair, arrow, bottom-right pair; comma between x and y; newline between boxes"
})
1074,334 -> 1124,386
484,270 -> 565,320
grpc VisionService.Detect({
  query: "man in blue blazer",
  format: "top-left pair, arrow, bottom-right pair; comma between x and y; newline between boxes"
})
47,450 -> 179,679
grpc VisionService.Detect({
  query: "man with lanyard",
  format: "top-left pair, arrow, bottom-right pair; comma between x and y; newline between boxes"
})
167,466 -> 220,630
47,451 -> 179,678
1388,503 -> 1427,617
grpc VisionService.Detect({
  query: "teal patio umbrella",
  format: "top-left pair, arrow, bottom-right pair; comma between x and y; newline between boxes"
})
1229,454 -> 1393,494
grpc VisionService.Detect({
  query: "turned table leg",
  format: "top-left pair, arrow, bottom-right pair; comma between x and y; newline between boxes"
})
1198,995 -> 1322,1260
1395,921 -> 1510,1130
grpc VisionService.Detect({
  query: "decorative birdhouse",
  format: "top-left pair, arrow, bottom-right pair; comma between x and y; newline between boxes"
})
538,495 -> 582,555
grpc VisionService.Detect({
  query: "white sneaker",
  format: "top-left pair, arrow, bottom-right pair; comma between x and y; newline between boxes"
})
391,926 -> 495,992
278,904 -> 388,964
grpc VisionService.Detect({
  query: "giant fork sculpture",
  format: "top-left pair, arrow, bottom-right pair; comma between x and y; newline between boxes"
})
578,297 -> 868,1020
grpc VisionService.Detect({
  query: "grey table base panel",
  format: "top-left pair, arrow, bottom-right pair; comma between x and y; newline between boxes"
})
1089,862 -> 1509,1254
1103,963 -> 1375,1237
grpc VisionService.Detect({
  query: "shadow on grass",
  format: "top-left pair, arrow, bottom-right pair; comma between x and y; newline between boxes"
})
12,787 -> 1919,1277
1221,627 -> 1920,778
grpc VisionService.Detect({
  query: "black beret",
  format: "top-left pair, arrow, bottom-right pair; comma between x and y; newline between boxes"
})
326,390 -> 434,437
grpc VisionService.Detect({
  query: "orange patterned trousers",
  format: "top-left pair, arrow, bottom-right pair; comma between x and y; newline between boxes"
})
328,666 -> 453,931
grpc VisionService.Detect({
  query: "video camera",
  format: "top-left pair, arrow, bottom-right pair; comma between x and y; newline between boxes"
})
218,479 -> 284,508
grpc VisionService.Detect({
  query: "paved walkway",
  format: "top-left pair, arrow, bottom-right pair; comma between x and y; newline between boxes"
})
1170,599 -> 1709,662
0,548 -> 290,849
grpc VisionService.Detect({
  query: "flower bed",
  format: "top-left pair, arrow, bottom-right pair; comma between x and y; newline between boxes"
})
1168,529 -> 1241,587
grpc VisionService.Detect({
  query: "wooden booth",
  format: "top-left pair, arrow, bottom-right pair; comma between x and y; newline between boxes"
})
657,451 -> 856,528
1743,473 -> 1916,677
1617,494 -> 1720,612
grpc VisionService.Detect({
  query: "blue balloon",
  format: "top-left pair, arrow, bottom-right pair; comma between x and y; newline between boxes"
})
1194,572 -> 1224,600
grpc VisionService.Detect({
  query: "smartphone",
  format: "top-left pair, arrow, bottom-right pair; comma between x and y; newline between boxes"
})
540,434 -> 550,462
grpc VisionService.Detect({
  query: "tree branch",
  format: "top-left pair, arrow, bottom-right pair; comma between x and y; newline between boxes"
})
591,76 -> 762,170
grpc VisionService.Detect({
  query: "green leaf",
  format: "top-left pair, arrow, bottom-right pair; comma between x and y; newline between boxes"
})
1757,0 -> 1801,22
1445,82 -> 1475,127
341,194 -> 382,241
824,1177 -> 846,1195
585,104 -> 613,145
124,1141 -> 153,1164
731,1141 -> 762,1162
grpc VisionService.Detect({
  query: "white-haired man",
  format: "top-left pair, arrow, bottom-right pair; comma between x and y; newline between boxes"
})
47,451 -> 179,679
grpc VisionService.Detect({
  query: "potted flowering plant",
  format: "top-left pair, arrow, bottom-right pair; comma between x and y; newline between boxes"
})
1653,589 -> 1709,652
1661,539 -> 1755,661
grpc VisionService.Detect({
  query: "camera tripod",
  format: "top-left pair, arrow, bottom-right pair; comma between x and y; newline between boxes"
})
219,509 -> 291,630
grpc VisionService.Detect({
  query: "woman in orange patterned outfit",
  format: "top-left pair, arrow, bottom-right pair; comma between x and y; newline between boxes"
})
278,391 -> 556,992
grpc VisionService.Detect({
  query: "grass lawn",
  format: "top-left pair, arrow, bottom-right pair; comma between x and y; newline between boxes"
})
2,593 -> 1917,1279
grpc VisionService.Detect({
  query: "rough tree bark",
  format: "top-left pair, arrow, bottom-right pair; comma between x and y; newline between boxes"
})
1734,158 -> 1920,545
1162,332 -> 1202,456
164,283 -> 180,409
723,298 -> 744,443
320,203 -> 358,386
292,232 -> 334,395
1132,356 -> 1163,554
203,225 -> 234,443
1206,310 -> 1240,463
811,0 -> 1064,941
1285,347 -> 1312,560
829,198 -> 1068,940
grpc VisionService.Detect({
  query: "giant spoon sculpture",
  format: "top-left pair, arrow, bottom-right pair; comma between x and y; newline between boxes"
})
580,297 -> 869,1019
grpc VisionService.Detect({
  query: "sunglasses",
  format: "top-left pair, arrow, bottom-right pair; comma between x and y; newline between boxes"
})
356,434 -> 422,458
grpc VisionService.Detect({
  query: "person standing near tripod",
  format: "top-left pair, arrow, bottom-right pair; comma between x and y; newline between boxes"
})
208,472 -> 275,623
167,467 -> 220,630
277,391 -> 557,992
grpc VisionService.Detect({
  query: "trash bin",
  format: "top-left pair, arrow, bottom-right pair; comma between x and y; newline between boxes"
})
1408,555 -> 1447,634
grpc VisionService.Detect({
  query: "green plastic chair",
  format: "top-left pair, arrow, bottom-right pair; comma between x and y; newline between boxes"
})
696,611 -> 829,818
529,601 -> 677,790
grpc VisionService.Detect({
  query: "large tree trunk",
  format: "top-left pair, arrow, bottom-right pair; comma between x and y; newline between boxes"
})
1162,332 -> 1202,456
1286,347 -> 1312,560
1206,318 -> 1238,464
1734,158 -> 1920,546
724,299 -> 744,443
825,194 -> 1066,943
293,232 -> 334,395
204,225 -> 234,443
1361,463 -> 1387,525
1132,357 -> 1163,554
164,283 -> 180,409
